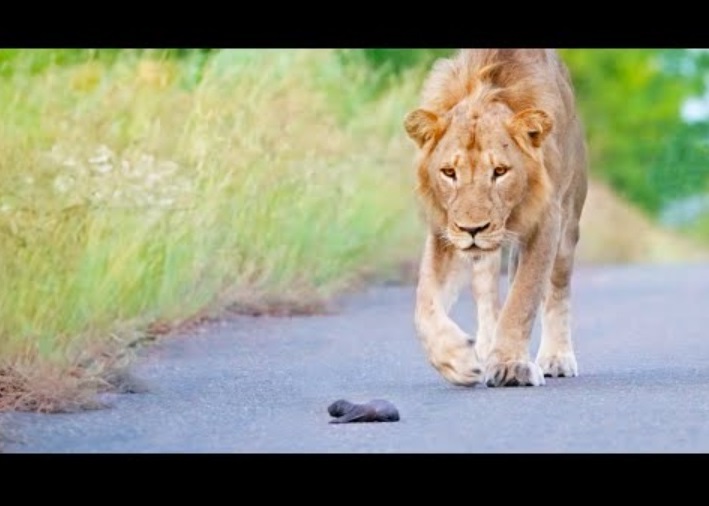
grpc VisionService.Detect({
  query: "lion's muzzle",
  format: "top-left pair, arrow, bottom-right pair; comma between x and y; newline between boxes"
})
448,221 -> 502,252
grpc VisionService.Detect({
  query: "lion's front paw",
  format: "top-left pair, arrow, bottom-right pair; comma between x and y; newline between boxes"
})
536,351 -> 578,378
484,359 -> 545,387
428,335 -> 483,387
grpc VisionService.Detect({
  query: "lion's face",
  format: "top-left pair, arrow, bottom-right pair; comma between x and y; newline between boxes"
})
405,99 -> 553,253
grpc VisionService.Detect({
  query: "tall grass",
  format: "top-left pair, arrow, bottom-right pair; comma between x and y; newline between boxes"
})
0,49 -> 428,408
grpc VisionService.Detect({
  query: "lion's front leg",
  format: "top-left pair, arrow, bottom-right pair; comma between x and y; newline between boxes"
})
485,214 -> 560,387
415,233 -> 483,387
471,250 -> 502,363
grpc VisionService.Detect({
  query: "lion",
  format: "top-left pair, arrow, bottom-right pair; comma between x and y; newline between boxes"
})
403,49 -> 588,387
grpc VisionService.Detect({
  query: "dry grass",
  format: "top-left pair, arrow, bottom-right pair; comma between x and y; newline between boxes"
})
578,180 -> 709,264
0,345 -> 131,413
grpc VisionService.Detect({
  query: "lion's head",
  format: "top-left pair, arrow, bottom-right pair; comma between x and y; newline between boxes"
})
404,52 -> 556,253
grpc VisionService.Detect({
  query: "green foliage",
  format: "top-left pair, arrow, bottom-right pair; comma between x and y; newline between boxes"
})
355,49 -> 453,73
335,49 -> 453,100
560,49 -> 707,214
649,121 -> 709,205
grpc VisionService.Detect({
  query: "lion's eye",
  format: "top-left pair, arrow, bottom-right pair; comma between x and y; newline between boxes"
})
440,167 -> 456,180
493,166 -> 509,178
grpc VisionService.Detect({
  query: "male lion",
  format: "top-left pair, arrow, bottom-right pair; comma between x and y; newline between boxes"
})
403,49 -> 588,387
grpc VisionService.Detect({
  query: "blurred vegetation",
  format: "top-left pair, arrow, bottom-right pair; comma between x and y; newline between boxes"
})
0,49 -> 424,384
562,49 -> 709,216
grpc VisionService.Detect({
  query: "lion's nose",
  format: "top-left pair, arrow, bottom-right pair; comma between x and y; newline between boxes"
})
458,222 -> 490,238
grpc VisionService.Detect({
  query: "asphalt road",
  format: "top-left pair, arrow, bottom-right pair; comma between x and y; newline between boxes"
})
3,263 -> 709,453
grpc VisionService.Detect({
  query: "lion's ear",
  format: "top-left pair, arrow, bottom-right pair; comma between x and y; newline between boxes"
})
509,108 -> 553,148
404,108 -> 441,148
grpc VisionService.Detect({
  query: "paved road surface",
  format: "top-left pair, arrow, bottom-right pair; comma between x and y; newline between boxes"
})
3,263 -> 709,453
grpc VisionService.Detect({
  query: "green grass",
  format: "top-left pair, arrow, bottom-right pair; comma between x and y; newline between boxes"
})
0,49 -> 426,395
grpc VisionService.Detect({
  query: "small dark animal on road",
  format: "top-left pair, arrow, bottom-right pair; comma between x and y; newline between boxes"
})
327,399 -> 400,423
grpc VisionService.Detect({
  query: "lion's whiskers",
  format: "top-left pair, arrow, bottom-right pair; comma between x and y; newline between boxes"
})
503,230 -> 522,245
438,230 -> 456,249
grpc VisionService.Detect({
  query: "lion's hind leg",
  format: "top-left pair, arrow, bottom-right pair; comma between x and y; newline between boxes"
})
535,221 -> 580,378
